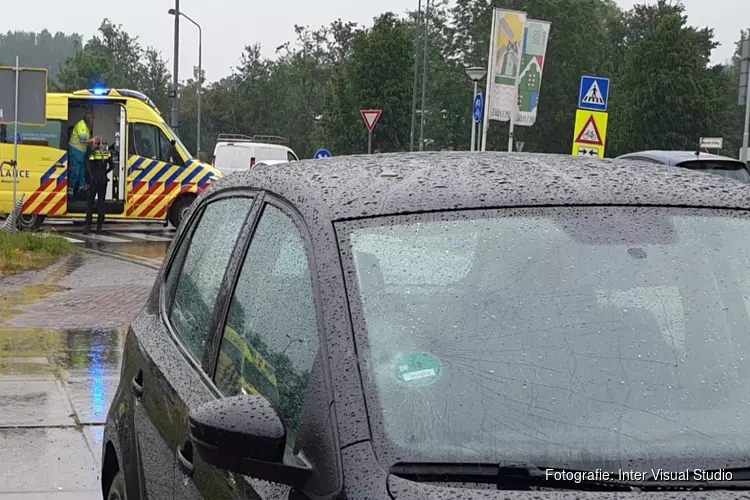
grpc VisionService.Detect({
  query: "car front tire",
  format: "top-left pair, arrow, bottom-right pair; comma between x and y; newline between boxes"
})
107,470 -> 128,500
168,195 -> 195,228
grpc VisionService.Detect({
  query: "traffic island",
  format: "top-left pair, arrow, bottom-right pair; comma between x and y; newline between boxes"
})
0,231 -> 75,278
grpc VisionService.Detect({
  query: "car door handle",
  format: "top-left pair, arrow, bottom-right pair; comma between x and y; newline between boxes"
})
131,370 -> 143,398
177,445 -> 194,477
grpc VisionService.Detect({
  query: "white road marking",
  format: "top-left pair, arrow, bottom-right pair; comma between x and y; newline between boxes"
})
80,234 -> 131,243
63,236 -> 85,244
111,232 -> 173,242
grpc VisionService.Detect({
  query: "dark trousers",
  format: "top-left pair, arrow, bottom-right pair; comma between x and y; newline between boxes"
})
86,179 -> 107,230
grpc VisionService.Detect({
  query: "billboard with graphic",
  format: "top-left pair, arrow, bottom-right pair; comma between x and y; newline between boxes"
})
516,20 -> 551,127
485,9 -> 527,122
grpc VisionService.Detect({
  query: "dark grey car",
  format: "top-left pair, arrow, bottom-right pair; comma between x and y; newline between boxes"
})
617,150 -> 750,182
102,152 -> 750,499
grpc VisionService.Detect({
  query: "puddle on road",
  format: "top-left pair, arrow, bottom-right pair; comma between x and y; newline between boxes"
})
82,240 -> 170,264
0,327 -> 123,424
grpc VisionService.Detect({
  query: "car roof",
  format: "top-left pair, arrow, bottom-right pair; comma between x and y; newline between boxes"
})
207,152 -> 750,224
214,142 -> 292,151
617,150 -> 742,165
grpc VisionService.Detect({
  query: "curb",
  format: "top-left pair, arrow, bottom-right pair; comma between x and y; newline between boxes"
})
79,247 -> 161,270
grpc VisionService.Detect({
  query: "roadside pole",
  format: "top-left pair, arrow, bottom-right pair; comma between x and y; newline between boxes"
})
480,9 -> 497,152
409,0 -> 422,152
470,80 -> 478,151
11,56 -> 19,231
741,36 -> 749,163
743,86 -> 750,164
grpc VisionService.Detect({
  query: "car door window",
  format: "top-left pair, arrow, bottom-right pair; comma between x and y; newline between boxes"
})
214,203 -> 319,452
169,196 -> 254,362
287,151 -> 298,162
255,147 -> 272,161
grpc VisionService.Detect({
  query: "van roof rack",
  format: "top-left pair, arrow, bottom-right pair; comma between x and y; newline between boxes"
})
217,133 -> 289,145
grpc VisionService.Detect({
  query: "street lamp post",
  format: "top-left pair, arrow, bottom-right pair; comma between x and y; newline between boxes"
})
409,0 -> 422,152
466,66 -> 487,152
169,8 -> 202,157
418,0 -> 430,151
170,0 -> 180,132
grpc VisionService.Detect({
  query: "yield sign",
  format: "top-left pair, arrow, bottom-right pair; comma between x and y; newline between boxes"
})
361,109 -> 382,133
575,115 -> 603,146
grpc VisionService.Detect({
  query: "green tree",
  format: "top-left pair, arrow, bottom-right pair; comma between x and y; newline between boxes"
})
609,12 -> 720,155
447,0 -> 621,153
324,13 -> 414,154
0,30 -> 82,79
55,20 -> 171,119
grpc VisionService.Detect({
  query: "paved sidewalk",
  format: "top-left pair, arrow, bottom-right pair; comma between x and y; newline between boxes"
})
0,253 -> 157,498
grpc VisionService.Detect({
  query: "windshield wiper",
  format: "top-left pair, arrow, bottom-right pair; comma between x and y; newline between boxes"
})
389,462 -> 750,491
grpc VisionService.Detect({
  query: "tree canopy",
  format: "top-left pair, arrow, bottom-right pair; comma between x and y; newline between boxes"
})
1,0 -> 747,160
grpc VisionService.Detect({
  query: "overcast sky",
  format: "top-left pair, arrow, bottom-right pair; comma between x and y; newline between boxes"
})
6,0 -> 749,82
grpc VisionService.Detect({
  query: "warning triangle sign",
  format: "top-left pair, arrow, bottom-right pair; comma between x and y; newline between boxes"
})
361,109 -> 382,133
575,115 -> 603,145
582,81 -> 604,105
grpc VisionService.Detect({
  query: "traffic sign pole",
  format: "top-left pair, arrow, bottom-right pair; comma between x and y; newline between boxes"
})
743,47 -> 750,163
470,81 -> 478,152
368,130 -> 372,155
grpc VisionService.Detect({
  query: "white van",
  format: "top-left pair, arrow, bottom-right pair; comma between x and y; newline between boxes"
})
212,134 -> 299,175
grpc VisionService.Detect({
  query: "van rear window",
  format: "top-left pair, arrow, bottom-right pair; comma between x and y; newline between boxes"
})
677,160 -> 750,183
0,121 -> 63,149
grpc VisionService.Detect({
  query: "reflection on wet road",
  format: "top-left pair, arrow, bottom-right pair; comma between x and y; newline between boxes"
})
0,252 -> 157,498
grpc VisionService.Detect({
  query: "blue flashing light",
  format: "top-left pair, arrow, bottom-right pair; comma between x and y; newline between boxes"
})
91,88 -> 110,96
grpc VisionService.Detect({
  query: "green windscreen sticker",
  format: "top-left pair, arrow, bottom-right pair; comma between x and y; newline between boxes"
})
394,353 -> 441,386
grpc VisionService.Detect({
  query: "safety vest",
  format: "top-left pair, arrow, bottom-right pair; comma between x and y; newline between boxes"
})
69,120 -> 91,152
88,151 -> 111,161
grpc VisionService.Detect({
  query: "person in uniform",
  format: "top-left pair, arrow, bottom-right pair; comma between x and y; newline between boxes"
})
68,111 -> 95,197
83,137 -> 114,234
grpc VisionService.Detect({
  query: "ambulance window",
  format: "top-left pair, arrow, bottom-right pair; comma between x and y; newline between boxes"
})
133,123 -> 159,159
132,123 -> 178,164
0,121 -> 62,148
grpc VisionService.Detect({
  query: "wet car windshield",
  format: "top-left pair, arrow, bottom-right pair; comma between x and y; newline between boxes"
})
341,206 -> 750,470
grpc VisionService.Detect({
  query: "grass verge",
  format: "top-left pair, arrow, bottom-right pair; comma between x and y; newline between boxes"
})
0,231 -> 75,278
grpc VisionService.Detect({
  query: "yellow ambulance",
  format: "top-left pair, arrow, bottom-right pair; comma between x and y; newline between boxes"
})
0,88 -> 222,229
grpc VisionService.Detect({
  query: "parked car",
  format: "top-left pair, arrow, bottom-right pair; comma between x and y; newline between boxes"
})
102,152 -> 750,499
617,150 -> 750,183
211,133 -> 299,175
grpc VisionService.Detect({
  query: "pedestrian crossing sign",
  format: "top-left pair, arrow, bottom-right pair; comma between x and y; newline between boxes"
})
578,76 -> 610,112
572,109 -> 608,158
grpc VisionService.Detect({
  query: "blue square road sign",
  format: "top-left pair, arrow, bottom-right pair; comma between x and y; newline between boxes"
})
578,76 -> 610,112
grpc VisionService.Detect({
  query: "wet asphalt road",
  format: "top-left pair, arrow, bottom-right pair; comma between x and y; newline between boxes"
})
44,221 -> 175,268
0,252 -> 158,498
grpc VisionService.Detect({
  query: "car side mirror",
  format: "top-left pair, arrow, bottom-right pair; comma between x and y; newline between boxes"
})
189,395 -> 313,487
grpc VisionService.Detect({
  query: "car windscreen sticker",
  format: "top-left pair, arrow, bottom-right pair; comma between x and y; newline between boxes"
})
394,353 -> 441,386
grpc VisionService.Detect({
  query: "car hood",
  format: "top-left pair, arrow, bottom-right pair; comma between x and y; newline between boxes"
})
387,474 -> 742,499
193,161 -> 223,179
